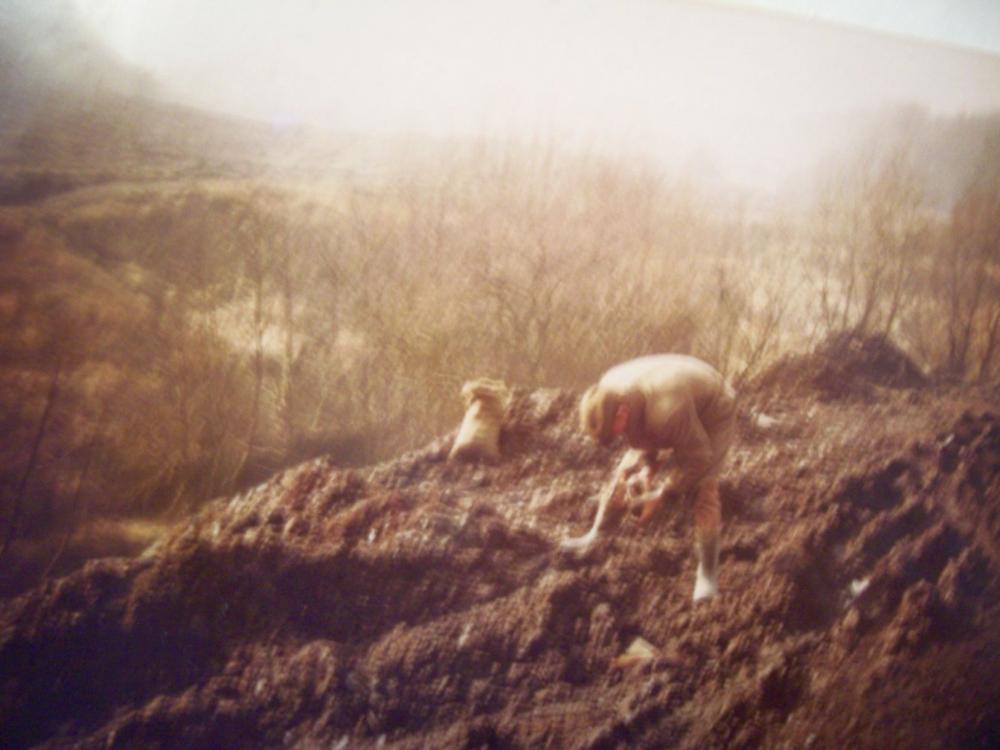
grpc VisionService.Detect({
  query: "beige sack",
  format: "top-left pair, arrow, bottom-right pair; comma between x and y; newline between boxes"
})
448,378 -> 510,462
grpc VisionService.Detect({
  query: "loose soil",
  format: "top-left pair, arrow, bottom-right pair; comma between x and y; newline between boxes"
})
2,341 -> 998,749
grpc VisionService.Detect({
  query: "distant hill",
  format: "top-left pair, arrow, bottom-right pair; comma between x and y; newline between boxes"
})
5,0 -> 1000,210
0,0 -> 152,108
0,0 -> 348,193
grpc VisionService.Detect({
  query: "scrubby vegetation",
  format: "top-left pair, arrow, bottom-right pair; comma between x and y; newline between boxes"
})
0,94 -> 998,596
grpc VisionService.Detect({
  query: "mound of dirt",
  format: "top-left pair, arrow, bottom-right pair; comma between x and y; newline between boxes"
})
1,386 -> 997,749
755,331 -> 927,400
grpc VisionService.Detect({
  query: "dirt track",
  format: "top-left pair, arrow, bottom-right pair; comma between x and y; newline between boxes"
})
2,343 -> 999,749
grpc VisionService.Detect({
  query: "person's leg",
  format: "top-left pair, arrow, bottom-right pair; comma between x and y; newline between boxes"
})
690,404 -> 735,601
692,479 -> 721,601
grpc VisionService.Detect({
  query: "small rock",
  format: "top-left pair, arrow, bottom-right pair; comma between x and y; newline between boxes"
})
284,517 -> 310,537
754,412 -> 780,430
613,637 -> 659,668
849,578 -> 870,599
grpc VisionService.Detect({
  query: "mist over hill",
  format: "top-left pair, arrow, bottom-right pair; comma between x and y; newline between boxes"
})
0,0 -> 1000,209
0,0 -> 152,121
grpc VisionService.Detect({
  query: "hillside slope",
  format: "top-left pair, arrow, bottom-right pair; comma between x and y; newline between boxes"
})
1,349 -> 998,749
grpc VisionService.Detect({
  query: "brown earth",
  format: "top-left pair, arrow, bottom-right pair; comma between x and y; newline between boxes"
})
1,342 -> 999,749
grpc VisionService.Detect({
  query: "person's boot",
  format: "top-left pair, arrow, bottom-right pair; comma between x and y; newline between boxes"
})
693,530 -> 720,602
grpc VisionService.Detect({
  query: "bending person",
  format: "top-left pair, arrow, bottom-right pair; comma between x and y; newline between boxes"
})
572,354 -> 737,602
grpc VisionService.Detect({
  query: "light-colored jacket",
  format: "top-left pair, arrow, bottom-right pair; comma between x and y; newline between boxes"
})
598,354 -> 736,492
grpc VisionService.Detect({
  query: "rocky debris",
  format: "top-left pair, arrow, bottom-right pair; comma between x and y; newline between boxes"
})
0,379 -> 997,749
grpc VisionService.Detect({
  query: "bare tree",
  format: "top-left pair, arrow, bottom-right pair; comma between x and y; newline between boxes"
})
812,145 -> 927,339
0,355 -> 61,564
941,136 -> 1000,380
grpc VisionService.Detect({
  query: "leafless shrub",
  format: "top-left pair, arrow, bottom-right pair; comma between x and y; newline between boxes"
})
810,145 -> 928,340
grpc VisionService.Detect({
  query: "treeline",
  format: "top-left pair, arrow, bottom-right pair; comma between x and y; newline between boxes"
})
812,135 -> 1000,378
0,122 -> 998,591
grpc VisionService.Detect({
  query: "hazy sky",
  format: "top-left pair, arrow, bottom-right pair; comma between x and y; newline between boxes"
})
66,0 -> 1000,187
737,0 -> 1000,54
